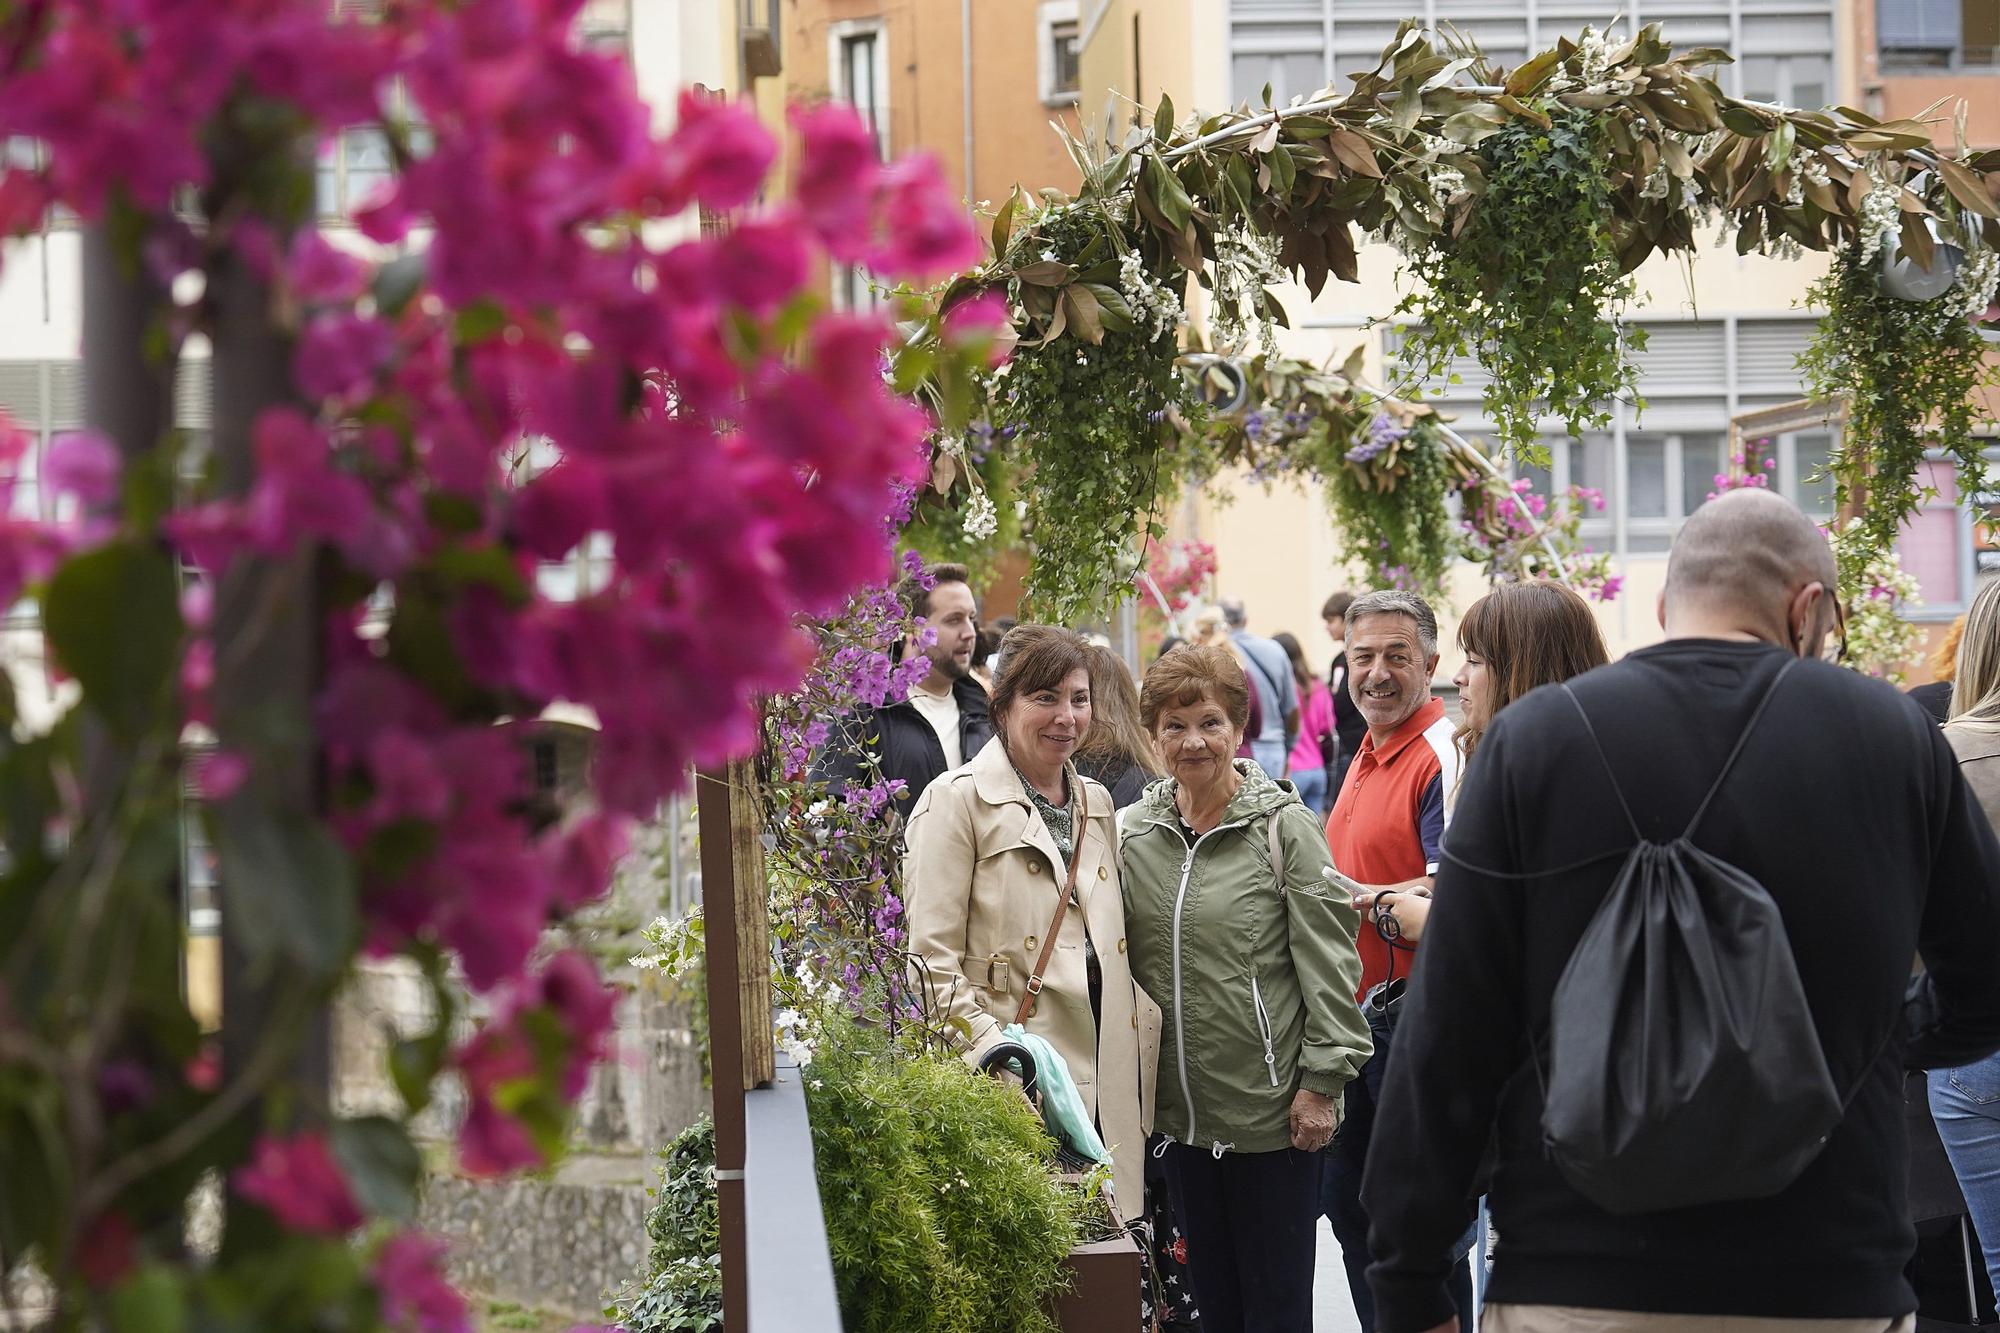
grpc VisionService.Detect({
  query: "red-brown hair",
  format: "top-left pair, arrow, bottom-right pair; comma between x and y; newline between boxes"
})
1138,643 -> 1252,733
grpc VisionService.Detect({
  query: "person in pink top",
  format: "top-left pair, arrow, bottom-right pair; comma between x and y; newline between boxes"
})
1275,632 -> 1337,815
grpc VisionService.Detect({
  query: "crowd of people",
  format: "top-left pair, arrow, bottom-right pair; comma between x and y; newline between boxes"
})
824,488 -> 2000,1333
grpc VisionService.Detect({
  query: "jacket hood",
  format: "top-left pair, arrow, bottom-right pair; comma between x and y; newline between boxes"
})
1135,759 -> 1303,825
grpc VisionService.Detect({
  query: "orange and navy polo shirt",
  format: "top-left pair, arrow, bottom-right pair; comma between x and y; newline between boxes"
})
1325,696 -> 1460,1001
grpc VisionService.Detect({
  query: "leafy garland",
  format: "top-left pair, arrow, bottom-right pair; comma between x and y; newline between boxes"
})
1397,107 -> 1645,458
1322,411 -> 1463,593
904,19 -> 2000,615
988,200 -> 1201,621
1801,240 -> 2000,591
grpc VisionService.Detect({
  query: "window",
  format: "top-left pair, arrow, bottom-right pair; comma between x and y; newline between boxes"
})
1039,1 -> 1082,106
1228,3 -> 1836,108
316,81 -> 429,221
831,21 -> 888,156
829,20 -> 888,309
1880,0 -> 1999,70
576,0 -> 630,54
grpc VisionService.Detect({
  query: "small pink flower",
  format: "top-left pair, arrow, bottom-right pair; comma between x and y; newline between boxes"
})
44,431 -> 121,507
195,749 -> 250,801
233,1131 -> 363,1236
373,1232 -> 472,1333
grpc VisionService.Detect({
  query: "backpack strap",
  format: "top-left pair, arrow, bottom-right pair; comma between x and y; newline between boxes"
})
1558,657 -> 1800,845
1267,813 -> 1285,899
1679,658 -> 1800,840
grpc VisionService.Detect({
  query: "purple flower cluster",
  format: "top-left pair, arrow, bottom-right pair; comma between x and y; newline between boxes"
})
1346,412 -> 1407,465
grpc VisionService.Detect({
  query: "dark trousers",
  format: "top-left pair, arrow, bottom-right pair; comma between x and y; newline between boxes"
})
1324,998 -> 1476,1333
1161,1141 -> 1323,1333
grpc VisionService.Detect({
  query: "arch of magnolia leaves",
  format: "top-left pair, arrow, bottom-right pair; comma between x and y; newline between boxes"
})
904,18 -> 2000,621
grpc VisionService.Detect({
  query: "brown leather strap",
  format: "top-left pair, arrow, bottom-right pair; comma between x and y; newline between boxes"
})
1015,777 -> 1088,1026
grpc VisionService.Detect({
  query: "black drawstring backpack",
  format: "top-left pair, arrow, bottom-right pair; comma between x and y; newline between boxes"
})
1539,659 -> 1853,1215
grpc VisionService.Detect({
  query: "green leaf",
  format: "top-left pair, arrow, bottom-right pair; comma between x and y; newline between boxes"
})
108,1264 -> 187,1333
1504,49 -> 1560,97
454,299 -> 509,344
332,1116 -> 422,1223
1080,283 -> 1135,333
372,253 -> 427,318
1269,144 -> 1297,195
1061,284 -> 1105,345
433,542 -> 531,607
1152,95 -> 1175,143
43,541 -> 183,740
990,188 -> 1020,258
1011,260 -> 1072,287
1939,159 -> 2000,219
1144,157 -> 1194,230
215,806 -> 357,981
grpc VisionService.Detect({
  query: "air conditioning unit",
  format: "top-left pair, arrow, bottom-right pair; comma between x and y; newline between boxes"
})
742,0 -> 782,79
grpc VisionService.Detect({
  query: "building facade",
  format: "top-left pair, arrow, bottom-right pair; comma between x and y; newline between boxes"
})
1081,0 -> 1999,671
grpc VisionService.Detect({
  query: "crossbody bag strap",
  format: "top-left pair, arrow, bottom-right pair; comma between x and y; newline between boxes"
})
1016,777 -> 1089,1026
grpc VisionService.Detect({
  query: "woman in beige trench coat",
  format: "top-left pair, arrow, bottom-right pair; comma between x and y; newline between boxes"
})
904,625 -> 1162,1214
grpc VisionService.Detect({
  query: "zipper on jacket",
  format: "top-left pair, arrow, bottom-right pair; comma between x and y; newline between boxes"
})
1250,974 -> 1279,1088
1158,813 -> 1253,1148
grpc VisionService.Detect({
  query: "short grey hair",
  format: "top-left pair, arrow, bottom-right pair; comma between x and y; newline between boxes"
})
1345,589 -> 1439,659
1219,596 -> 1247,629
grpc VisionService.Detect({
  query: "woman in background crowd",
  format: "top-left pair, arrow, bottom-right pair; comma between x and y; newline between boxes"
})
1909,613 -> 1967,724
1274,631 -> 1336,816
1191,607 -> 1263,765
1928,579 -> 2000,1298
1074,644 -> 1162,810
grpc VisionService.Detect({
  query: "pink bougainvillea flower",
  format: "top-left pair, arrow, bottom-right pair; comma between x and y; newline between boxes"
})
286,228 -> 371,305
295,311 -> 395,403
868,154 -> 980,279
194,749 -> 250,802
791,100 -> 880,256
712,214 -> 812,315
373,1232 -> 472,1333
43,431 -> 121,508
644,90 -> 774,214
233,1131 -> 364,1236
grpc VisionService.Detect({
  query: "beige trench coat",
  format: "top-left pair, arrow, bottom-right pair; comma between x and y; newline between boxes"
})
903,738 -> 1162,1212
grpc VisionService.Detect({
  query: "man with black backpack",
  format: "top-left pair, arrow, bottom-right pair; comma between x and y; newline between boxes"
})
1365,488 -> 2000,1333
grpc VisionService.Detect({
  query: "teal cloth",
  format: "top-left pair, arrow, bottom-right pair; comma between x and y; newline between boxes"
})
1001,1022 -> 1109,1164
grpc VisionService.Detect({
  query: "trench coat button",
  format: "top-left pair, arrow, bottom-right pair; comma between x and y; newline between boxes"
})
1131,1010 -> 1138,1028
1116,937 -> 1127,954
1025,934 -> 1038,951
1029,861 -> 1044,874
1097,865 -> 1108,880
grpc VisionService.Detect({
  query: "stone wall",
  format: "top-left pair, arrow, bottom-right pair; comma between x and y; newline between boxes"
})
330,803 -> 710,1319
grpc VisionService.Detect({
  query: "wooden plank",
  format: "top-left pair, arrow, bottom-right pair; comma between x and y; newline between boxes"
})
725,757 -> 776,1090
697,766 -> 750,1333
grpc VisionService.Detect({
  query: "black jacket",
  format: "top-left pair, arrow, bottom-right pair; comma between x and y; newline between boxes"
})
1364,640 -> 2000,1332
1328,650 -> 1367,766
816,675 -> 993,819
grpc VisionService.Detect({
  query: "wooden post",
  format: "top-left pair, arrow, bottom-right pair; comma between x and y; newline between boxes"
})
698,757 -> 777,1332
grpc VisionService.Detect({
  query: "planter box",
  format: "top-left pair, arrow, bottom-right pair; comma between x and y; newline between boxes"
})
1054,1230 -> 1143,1333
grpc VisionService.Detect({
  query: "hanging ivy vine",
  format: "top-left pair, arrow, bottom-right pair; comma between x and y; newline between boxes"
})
1321,412 -> 1463,593
989,200 -> 1201,621
1396,107 -> 1645,459
1801,240 -> 2000,588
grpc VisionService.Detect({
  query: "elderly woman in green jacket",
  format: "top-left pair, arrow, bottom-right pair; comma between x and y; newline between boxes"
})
1120,643 -> 1372,1333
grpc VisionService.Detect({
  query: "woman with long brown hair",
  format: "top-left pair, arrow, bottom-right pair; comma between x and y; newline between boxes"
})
1360,581 -> 1608,945
1073,643 -> 1162,809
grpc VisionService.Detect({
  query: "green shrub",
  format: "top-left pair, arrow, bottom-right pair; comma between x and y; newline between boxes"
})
619,1117 -> 722,1333
626,1024 -> 1087,1333
808,1023 -> 1086,1333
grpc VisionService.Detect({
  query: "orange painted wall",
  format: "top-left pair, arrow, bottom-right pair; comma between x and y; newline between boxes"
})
783,0 -> 1083,208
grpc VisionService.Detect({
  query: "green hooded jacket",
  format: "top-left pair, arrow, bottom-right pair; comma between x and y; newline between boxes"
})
1118,761 -> 1372,1155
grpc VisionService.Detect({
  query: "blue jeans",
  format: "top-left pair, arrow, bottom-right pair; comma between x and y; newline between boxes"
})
1249,739 -> 1287,782
1929,1051 -> 2000,1299
1323,997 -> 1476,1332
1292,766 -> 1329,817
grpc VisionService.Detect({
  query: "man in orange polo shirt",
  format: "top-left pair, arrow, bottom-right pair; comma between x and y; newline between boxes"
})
1319,589 -> 1472,1333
